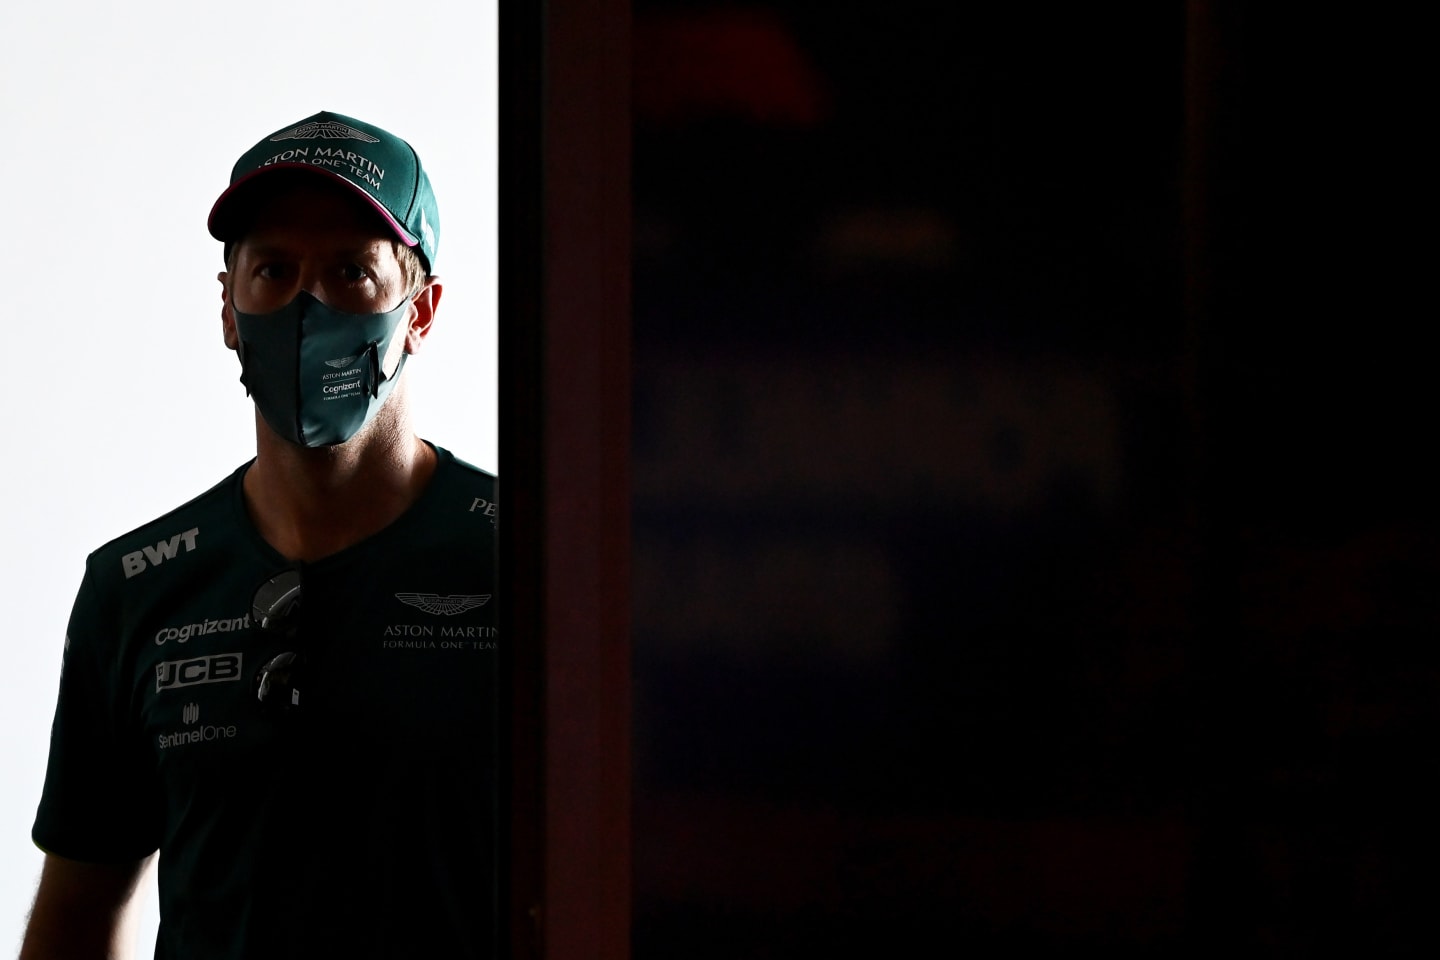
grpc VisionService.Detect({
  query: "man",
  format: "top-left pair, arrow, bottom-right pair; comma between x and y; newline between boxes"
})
21,110 -> 499,959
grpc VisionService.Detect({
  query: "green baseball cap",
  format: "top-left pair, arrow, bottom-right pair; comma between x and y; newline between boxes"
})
208,110 -> 440,272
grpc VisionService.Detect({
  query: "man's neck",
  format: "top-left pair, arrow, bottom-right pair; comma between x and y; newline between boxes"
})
242,417 -> 438,563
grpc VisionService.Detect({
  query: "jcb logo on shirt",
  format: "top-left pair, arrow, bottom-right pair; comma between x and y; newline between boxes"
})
122,528 -> 200,579
155,653 -> 243,692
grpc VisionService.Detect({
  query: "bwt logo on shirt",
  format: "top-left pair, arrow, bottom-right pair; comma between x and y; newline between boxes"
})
122,528 -> 199,579
155,653 -> 243,692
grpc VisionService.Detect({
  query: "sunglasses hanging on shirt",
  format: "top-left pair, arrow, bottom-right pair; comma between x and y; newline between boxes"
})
252,568 -> 305,712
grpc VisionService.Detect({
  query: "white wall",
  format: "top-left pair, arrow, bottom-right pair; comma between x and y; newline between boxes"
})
0,2 -> 497,954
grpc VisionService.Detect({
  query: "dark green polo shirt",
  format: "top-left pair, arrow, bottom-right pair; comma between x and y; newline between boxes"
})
34,445 -> 500,958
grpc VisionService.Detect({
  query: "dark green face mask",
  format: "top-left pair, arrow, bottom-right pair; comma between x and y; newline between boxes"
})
234,291 -> 411,448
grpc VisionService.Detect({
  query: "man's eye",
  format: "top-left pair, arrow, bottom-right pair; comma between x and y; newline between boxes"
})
342,264 -> 368,282
257,264 -> 289,280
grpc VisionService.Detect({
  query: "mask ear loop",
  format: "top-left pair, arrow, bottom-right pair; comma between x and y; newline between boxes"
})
361,333 -> 410,399
363,339 -> 383,398
362,301 -> 414,398
237,340 -> 254,397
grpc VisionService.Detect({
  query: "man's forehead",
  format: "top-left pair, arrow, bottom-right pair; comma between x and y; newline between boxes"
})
235,233 -> 397,260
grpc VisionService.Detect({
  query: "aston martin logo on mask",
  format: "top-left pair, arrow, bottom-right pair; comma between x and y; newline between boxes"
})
270,121 -> 380,143
325,356 -> 359,368
394,593 -> 492,616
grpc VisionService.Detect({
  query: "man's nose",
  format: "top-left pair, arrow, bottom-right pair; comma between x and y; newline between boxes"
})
296,267 -> 333,305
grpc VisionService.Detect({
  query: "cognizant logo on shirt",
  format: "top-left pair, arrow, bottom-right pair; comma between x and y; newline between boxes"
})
154,614 -> 251,645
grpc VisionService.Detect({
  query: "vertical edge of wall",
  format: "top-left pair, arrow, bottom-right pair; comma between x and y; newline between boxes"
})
503,0 -> 633,957
545,0 -> 633,954
498,0 -> 542,954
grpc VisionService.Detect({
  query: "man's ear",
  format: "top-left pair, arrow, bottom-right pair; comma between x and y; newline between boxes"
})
404,277 -> 443,354
219,271 -> 238,351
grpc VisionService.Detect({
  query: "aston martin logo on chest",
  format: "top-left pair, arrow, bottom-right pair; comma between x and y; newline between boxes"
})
394,593 -> 492,616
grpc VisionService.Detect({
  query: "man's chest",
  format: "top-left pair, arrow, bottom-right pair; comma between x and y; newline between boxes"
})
121,551 -> 499,785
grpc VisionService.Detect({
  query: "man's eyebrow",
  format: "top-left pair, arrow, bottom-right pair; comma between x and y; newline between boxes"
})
338,243 -> 390,261
239,242 -> 292,259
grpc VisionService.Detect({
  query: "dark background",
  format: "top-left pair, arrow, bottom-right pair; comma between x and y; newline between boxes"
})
628,3 -> 1433,954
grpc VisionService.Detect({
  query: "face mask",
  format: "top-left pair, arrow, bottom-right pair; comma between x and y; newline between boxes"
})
233,290 -> 412,448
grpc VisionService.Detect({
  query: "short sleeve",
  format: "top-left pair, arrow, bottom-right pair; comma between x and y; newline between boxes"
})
32,554 -> 162,863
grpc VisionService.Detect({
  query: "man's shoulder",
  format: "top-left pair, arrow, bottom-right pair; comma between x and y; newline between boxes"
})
425,444 -> 498,527
432,444 -> 495,482
85,463 -> 250,570
429,444 -> 497,496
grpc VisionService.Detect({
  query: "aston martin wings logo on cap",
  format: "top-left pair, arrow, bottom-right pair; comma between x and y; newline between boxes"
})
395,593 -> 493,616
271,121 -> 380,143
325,356 -> 359,368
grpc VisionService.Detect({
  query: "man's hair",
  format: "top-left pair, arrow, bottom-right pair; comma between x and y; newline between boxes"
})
395,242 -> 431,297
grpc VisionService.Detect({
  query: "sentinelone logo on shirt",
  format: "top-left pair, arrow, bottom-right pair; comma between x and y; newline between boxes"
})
159,700 -> 237,751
